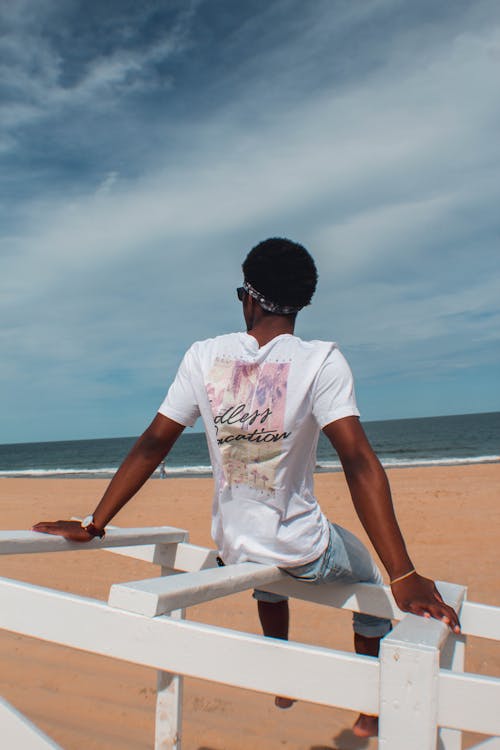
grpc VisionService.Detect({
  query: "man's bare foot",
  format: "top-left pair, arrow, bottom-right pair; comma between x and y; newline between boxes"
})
352,713 -> 378,737
275,696 -> 295,709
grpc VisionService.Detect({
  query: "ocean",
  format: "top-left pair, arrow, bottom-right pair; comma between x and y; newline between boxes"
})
0,412 -> 498,479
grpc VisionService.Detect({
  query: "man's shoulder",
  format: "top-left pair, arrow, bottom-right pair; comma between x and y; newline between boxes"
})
189,332 -> 241,348
184,332 -> 242,357
291,336 -> 339,358
295,336 -> 338,349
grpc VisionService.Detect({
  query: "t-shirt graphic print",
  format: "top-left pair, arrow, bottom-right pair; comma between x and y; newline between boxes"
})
207,359 -> 291,493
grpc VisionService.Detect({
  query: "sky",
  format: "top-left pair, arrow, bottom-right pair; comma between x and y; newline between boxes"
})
1,0 -> 499,444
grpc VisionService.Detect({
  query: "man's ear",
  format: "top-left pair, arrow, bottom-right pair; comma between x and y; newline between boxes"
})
243,293 -> 255,329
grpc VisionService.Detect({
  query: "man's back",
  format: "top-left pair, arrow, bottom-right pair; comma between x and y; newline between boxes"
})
159,332 -> 359,565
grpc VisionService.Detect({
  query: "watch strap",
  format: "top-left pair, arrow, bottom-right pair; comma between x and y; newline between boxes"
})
85,522 -> 106,539
81,515 -> 106,539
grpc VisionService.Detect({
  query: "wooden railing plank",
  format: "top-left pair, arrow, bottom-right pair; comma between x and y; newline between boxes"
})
108,562 -> 285,615
106,539 -> 479,629
460,601 -> 500,641
0,697 -> 63,749
438,670 -> 500,735
0,575 -> 380,714
0,527 -> 188,555
467,738 -> 500,750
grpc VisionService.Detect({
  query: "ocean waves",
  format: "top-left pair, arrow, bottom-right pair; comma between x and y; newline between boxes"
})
0,464 -> 215,478
315,454 -> 499,473
0,455 -> 497,479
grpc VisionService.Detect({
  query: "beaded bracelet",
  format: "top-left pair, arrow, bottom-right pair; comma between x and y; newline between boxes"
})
390,568 -> 416,585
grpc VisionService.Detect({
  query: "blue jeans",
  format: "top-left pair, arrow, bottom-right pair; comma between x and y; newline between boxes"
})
254,522 -> 392,638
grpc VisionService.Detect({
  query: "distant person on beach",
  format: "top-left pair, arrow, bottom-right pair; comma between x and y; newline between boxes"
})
34,237 -> 460,738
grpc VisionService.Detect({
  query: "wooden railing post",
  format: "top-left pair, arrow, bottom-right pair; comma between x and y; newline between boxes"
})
379,614 -> 440,750
439,631 -> 466,750
155,610 -> 184,750
154,567 -> 184,750
379,582 -> 466,750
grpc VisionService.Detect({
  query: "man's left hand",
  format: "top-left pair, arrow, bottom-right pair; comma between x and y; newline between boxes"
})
32,520 -> 95,542
391,572 -> 461,633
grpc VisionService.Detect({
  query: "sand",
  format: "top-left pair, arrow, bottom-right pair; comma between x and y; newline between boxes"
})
0,464 -> 499,750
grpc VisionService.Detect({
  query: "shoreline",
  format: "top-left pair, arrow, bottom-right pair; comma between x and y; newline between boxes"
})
1,463 -> 499,749
1,454 -> 498,480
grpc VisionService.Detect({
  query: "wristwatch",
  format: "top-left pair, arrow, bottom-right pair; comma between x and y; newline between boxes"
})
81,514 -> 106,539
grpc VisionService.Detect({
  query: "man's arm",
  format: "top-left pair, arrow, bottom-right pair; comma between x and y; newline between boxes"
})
32,414 -> 185,541
323,416 -> 460,633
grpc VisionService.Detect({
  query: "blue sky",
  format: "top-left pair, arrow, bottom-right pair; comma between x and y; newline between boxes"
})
1,0 -> 499,443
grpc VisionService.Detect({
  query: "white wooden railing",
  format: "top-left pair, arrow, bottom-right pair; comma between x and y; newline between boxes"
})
0,526 -> 499,750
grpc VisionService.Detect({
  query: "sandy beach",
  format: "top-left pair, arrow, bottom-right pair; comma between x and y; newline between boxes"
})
0,463 -> 498,750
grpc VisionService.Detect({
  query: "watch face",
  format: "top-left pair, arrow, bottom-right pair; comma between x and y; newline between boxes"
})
81,514 -> 94,528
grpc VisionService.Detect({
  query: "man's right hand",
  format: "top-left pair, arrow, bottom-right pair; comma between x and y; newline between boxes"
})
32,520 -> 95,542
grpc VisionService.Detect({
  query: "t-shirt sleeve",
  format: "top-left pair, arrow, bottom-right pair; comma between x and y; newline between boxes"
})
158,346 -> 201,428
312,348 -> 360,428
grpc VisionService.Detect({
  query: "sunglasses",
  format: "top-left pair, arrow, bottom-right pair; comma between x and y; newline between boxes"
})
236,286 -> 246,302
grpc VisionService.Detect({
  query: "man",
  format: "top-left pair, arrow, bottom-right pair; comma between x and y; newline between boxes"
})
34,238 -> 460,738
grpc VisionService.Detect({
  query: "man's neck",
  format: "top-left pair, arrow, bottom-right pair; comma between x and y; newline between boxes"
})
246,318 -> 295,347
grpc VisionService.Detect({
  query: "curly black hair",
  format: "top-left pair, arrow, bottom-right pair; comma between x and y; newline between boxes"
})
242,237 -> 317,312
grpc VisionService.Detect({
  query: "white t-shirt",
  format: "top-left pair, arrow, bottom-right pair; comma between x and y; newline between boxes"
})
158,332 -> 360,566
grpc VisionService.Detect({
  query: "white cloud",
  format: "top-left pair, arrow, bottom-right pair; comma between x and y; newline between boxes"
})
5,18 -> 500,294
95,171 -> 119,196
0,3 -> 193,136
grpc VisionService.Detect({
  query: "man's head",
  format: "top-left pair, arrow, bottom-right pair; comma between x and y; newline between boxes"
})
241,238 -> 317,318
